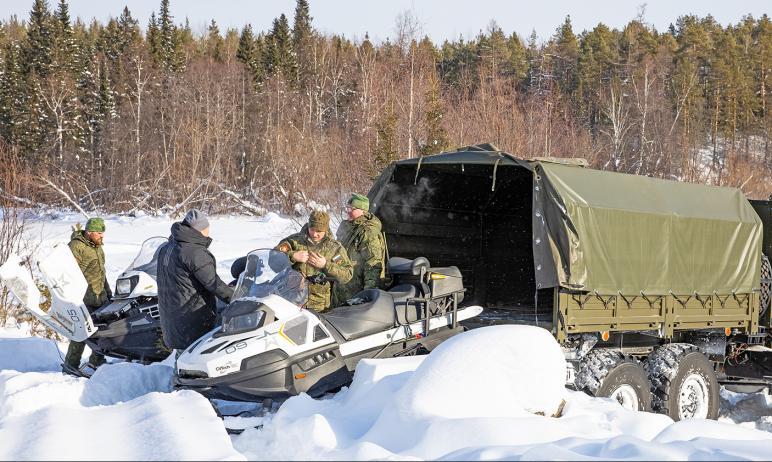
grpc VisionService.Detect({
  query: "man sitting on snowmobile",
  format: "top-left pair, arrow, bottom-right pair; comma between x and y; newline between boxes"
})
63,217 -> 111,374
275,210 -> 353,311
332,193 -> 386,306
156,209 -> 234,352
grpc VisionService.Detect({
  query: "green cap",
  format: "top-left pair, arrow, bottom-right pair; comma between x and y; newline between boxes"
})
85,217 -> 105,232
308,210 -> 330,232
347,193 -> 369,212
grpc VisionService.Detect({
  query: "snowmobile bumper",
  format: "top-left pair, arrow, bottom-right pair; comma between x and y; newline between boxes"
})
174,344 -> 351,402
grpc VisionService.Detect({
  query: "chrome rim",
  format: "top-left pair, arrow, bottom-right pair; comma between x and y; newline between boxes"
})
609,384 -> 640,411
679,373 -> 709,420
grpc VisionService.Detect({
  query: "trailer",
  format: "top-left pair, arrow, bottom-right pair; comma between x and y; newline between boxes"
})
369,144 -> 772,421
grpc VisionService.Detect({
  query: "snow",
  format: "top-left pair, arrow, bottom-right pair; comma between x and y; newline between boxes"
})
231,326 -> 772,460
395,325 -> 567,419
1,211 -> 771,460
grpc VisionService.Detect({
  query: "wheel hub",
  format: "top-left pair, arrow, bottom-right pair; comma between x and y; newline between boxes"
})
679,373 -> 709,420
609,384 -> 640,411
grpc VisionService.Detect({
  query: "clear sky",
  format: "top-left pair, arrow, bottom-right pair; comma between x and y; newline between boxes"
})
3,0 -> 769,43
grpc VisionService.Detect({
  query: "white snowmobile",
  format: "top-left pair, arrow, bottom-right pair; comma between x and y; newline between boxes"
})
0,237 -> 170,373
174,248 -> 483,402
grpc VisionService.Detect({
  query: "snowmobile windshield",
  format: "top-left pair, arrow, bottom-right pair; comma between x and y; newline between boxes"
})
232,249 -> 309,306
125,237 -> 167,278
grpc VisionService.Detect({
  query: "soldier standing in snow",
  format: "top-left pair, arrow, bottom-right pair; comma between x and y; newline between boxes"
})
63,217 -> 111,373
332,193 -> 386,306
156,209 -> 234,351
275,210 -> 353,312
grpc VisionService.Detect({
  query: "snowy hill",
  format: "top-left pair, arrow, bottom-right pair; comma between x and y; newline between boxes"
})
0,212 -> 771,460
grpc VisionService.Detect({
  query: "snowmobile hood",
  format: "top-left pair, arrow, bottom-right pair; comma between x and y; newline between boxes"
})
170,222 -> 212,248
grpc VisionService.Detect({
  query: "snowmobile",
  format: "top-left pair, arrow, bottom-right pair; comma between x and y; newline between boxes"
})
82,236 -> 169,364
0,237 -> 170,374
174,248 -> 483,402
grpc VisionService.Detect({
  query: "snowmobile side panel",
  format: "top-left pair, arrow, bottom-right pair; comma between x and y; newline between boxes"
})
0,247 -> 96,342
337,305 -> 482,357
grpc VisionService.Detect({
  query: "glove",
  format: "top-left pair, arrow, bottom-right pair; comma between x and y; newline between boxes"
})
306,273 -> 329,285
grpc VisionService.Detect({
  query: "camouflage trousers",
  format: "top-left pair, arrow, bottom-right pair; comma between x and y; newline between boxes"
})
62,303 -> 105,369
63,341 -> 106,369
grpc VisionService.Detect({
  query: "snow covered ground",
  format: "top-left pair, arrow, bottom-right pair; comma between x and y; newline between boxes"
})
1,212 -> 771,460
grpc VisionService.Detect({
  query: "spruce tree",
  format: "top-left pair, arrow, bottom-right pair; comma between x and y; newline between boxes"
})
263,14 -> 296,80
372,109 -> 399,177
52,0 -> 77,74
237,24 -> 263,87
292,0 -> 313,86
25,0 -> 54,77
419,74 -> 449,156
147,12 -> 160,58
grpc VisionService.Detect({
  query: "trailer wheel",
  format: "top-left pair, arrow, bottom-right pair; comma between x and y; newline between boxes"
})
576,349 -> 651,412
645,344 -> 719,421
761,254 -> 771,319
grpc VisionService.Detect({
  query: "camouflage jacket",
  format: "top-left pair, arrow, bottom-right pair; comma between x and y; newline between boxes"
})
275,225 -> 353,311
333,212 -> 386,305
69,229 -> 111,309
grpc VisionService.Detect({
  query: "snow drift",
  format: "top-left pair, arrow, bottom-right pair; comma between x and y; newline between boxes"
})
232,325 -> 772,460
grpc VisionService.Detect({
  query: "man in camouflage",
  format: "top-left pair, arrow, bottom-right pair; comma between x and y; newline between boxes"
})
275,210 -> 353,311
333,193 -> 386,305
63,217 -> 112,373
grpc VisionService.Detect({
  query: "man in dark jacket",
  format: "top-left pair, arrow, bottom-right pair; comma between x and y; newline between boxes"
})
63,217 -> 111,373
157,209 -> 234,351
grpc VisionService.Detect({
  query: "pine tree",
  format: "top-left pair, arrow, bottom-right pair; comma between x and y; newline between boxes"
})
117,7 -> 140,52
206,20 -> 224,62
550,15 -> 579,95
506,33 -> 528,87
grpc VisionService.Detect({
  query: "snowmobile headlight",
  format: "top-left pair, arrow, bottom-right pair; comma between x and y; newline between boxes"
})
115,276 -> 138,297
222,310 -> 264,335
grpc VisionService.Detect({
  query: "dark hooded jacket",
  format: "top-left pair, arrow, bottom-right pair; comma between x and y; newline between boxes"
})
157,222 -> 234,350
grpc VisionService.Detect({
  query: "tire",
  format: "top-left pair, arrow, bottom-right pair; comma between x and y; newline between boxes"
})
644,343 -> 719,421
576,349 -> 652,412
761,254 -> 771,319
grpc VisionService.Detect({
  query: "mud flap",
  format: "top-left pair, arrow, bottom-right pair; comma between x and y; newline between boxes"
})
0,244 -> 96,342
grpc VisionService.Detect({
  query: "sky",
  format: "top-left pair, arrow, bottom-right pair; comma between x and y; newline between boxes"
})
2,0 -> 769,43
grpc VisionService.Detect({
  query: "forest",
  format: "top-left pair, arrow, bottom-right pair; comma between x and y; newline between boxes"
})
0,0 -> 770,217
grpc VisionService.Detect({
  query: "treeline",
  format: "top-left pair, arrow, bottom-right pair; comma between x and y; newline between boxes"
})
0,0 -> 770,216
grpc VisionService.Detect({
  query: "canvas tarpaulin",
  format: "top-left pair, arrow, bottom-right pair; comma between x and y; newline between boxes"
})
536,162 -> 763,295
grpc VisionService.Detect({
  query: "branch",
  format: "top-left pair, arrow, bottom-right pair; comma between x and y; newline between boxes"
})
39,176 -> 90,219
219,187 -> 267,216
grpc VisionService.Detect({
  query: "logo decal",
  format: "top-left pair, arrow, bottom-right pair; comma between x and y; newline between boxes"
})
278,243 -> 291,253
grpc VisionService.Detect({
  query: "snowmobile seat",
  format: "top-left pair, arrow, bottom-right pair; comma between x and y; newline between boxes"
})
387,257 -> 430,276
388,284 -> 422,325
322,289 -> 398,341
388,284 -> 416,303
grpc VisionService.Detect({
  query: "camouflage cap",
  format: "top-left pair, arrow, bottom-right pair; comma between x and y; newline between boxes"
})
347,193 -> 369,212
85,217 -> 105,232
308,210 -> 330,232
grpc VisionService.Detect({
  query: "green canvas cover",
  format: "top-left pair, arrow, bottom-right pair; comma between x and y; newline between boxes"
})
537,162 -> 763,295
